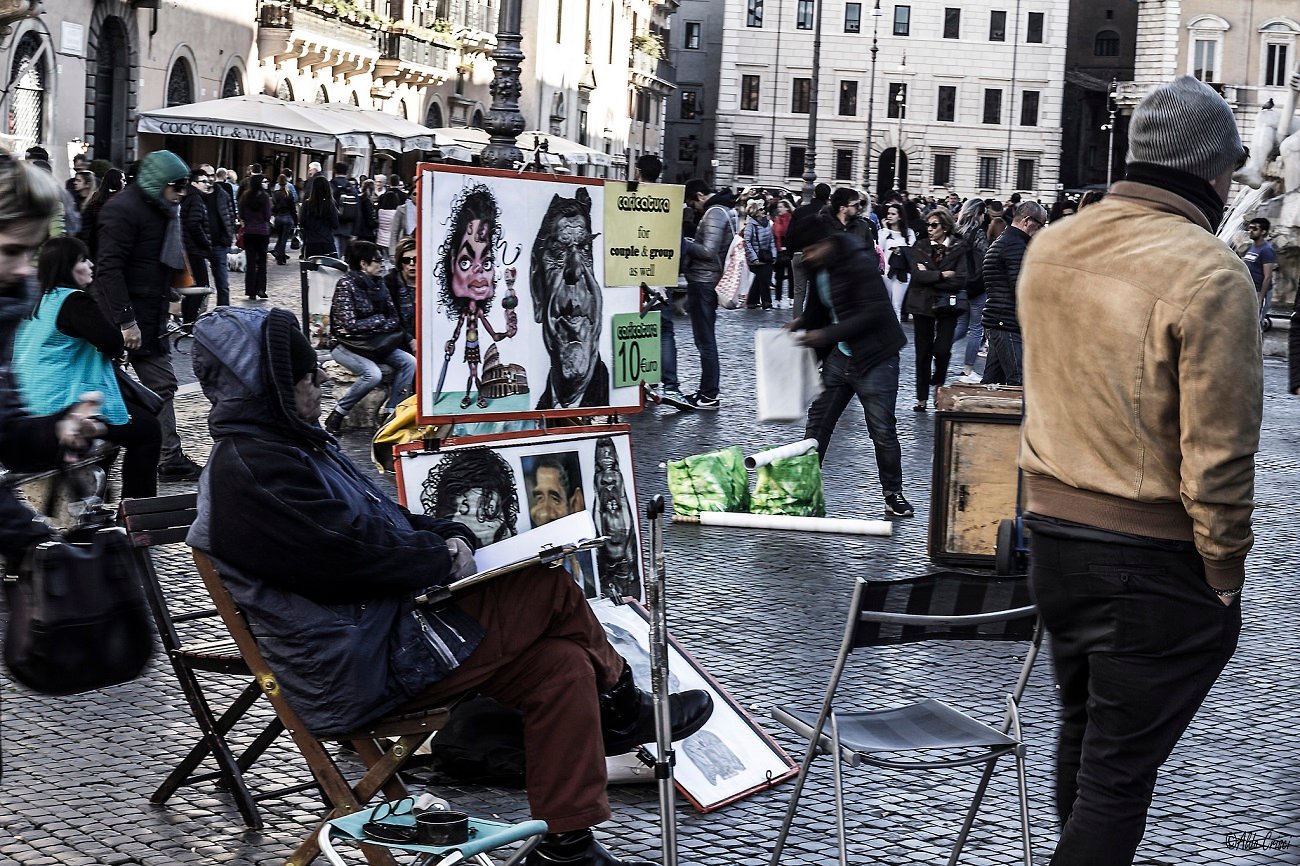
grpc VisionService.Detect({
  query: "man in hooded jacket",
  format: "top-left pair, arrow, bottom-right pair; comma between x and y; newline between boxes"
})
188,307 -> 712,866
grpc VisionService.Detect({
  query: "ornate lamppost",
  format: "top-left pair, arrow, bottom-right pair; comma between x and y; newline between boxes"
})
800,0 -> 824,204
482,0 -> 526,168
863,0 -> 882,196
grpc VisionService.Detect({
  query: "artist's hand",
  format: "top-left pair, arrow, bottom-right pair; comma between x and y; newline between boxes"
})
446,537 -> 478,581
56,392 -> 107,458
121,323 -> 142,351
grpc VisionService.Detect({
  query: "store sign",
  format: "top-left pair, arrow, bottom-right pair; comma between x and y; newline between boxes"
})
603,181 -> 685,288
137,117 -> 366,151
610,312 -> 661,388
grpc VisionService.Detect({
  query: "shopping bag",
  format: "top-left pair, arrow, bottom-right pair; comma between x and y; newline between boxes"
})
751,453 -> 826,517
666,446 -> 749,515
713,234 -> 752,310
754,328 -> 823,422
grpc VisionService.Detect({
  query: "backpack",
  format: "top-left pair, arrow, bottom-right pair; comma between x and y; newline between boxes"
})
338,191 -> 361,228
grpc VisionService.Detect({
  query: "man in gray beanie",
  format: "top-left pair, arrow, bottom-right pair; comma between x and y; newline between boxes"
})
1015,75 -> 1261,865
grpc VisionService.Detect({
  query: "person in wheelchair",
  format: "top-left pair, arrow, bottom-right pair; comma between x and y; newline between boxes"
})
188,306 -> 712,866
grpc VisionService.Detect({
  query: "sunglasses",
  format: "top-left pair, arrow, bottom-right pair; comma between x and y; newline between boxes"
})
167,178 -> 190,190
927,222 -> 943,229
399,256 -> 416,265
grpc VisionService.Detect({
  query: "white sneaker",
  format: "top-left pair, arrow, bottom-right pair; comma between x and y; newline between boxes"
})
957,373 -> 983,384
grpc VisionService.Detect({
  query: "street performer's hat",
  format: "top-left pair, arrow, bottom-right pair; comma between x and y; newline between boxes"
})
1127,75 -> 1245,181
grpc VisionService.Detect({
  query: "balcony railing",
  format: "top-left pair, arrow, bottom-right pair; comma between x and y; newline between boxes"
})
258,0 -> 382,48
383,31 -> 454,72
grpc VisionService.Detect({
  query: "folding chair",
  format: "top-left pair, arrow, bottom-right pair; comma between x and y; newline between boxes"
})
193,550 -> 453,866
769,570 -> 1042,866
121,494 -> 304,830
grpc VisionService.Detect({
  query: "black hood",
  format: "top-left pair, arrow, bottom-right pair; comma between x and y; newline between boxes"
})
704,189 -> 736,210
192,307 -> 332,447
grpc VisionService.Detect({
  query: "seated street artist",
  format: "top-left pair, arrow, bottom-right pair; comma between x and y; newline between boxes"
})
187,307 -> 712,866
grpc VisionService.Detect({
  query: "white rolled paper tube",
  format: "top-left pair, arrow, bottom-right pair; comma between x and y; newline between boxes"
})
744,438 -> 820,470
674,511 -> 892,537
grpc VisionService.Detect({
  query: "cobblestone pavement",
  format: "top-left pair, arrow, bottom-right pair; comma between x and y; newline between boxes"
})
2,260 -> 1298,866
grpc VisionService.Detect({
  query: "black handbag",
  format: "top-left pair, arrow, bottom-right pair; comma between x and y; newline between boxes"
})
931,291 -> 961,315
113,363 -> 164,416
336,331 -> 408,361
3,472 -> 154,695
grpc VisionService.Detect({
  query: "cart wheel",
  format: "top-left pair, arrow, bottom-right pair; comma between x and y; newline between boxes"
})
996,518 -> 1017,576
1261,316 -> 1273,333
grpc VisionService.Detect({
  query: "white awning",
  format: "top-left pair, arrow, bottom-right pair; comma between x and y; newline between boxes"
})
517,130 -> 613,167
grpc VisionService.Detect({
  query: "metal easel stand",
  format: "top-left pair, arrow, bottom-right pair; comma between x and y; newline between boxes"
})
637,495 -> 678,866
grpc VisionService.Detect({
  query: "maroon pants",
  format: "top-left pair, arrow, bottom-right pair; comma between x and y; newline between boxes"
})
402,564 -> 625,832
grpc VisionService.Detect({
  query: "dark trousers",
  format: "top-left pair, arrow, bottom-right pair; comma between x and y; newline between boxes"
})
655,297 -> 678,391
911,312 -> 958,401
772,253 -> 793,302
244,233 -> 269,298
804,351 -> 903,492
303,240 -> 335,260
211,246 -> 231,306
747,262 -> 773,308
127,349 -> 182,463
685,279 -> 720,400
1028,521 -> 1240,866
272,214 -> 296,263
401,564 -> 625,833
181,251 -> 212,324
103,407 -> 161,499
981,327 -> 1024,386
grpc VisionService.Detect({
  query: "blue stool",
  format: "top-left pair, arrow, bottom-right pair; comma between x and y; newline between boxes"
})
318,797 -> 548,866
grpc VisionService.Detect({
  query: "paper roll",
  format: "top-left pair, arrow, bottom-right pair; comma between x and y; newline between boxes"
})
744,438 -> 819,470
673,511 -> 892,537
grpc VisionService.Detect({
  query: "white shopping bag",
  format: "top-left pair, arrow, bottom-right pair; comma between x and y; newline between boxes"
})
755,328 -> 823,422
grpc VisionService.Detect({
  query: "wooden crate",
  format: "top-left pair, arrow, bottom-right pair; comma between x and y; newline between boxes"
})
928,391 -> 1023,567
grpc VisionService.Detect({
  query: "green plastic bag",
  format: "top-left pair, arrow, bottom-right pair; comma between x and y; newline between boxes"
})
666,446 -> 749,515
750,453 -> 826,517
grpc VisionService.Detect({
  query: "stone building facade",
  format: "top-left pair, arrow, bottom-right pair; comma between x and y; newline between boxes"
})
708,0 -> 1069,201
663,0 -> 726,184
1059,0 -> 1138,189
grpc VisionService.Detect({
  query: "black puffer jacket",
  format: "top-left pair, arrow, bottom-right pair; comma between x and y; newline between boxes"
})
188,307 -> 481,735
981,224 -> 1031,333
796,233 -> 905,373
93,183 -> 177,356
181,192 -> 212,256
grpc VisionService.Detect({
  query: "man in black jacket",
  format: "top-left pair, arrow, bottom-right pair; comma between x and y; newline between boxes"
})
782,183 -> 832,317
980,201 -> 1047,385
179,167 -> 213,328
792,231 -> 913,518
198,164 -> 236,306
189,307 -> 713,866
94,149 -> 204,481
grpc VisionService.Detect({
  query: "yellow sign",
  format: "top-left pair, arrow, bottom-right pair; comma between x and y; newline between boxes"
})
603,181 -> 685,288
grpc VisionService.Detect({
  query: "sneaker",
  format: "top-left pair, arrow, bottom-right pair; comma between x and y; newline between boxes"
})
684,393 -> 720,411
157,455 -> 204,481
884,491 -> 915,518
658,388 -> 692,409
957,372 -> 983,384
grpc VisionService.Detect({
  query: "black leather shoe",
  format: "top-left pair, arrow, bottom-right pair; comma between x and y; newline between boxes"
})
600,663 -> 713,756
525,829 -> 654,865
323,409 -> 346,434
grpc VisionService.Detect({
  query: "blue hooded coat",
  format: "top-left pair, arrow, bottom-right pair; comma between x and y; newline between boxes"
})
187,307 -> 482,735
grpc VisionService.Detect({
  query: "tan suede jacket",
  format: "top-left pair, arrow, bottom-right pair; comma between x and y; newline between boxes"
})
1018,181 -> 1262,590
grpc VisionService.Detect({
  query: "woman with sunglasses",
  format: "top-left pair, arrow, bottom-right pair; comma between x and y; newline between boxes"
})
384,236 -> 417,341
905,206 -> 970,411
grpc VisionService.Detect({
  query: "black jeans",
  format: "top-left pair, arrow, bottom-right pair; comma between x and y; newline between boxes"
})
244,233 -> 269,297
804,351 -> 903,492
747,262 -> 773,308
911,312 -> 958,401
1027,517 -> 1240,866
684,279 -> 720,399
772,253 -> 793,302
981,327 -> 1024,386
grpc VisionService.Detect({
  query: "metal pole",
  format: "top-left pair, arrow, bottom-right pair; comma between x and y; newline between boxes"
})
482,0 -> 525,168
863,0 -> 880,196
800,0 -> 824,204
645,495 -> 678,866
1106,78 -> 1117,187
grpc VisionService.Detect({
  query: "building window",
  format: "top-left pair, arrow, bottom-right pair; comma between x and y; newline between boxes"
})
978,156 -> 999,189
932,153 -> 953,186
737,142 -> 758,176
835,148 -> 854,181
276,78 -> 294,101
1264,36 -> 1293,87
1026,12 -> 1044,43
936,85 -> 956,122
796,0 -> 814,29
845,2 -> 861,33
1094,29 -> 1120,56
887,82 -> 907,118
222,67 -> 244,98
839,80 -> 858,116
982,88 -> 1002,124
893,5 -> 910,36
1192,38 -> 1218,81
1016,158 -> 1036,190
788,146 -> 806,178
943,7 -> 960,39
7,33 -> 45,154
741,74 -> 761,110
684,21 -> 701,48
681,91 -> 700,119
747,0 -> 763,27
792,78 -> 811,114
989,10 -> 1006,41
1021,90 -> 1039,126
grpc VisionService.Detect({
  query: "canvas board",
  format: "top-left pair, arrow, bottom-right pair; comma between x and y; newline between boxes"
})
415,165 -> 642,422
395,427 -> 644,603
594,600 -> 798,812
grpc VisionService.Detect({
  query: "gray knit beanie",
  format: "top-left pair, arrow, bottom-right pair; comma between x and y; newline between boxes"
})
1127,76 -> 1245,180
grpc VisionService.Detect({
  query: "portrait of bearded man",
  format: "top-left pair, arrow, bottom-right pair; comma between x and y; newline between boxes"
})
530,188 -> 609,409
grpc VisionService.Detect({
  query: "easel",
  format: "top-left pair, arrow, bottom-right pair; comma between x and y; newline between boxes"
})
639,494 -> 678,866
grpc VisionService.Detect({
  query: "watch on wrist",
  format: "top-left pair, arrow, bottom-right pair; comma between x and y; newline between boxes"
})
1213,585 -> 1243,598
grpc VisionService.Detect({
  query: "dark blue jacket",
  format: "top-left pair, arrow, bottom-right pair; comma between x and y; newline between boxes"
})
187,307 -> 482,735
797,233 -> 906,373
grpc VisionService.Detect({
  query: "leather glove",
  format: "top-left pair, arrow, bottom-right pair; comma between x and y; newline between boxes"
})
446,537 -> 478,581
